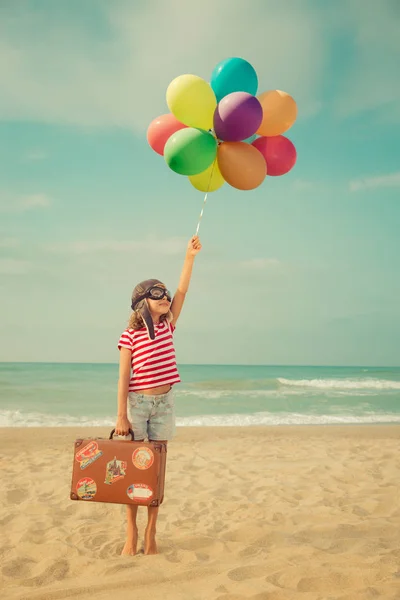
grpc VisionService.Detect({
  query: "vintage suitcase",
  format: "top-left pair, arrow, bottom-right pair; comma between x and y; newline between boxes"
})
70,429 -> 167,507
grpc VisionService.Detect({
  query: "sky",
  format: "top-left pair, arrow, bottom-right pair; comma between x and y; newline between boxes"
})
0,0 -> 399,366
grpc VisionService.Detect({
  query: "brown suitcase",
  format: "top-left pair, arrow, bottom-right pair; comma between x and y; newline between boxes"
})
70,429 -> 167,507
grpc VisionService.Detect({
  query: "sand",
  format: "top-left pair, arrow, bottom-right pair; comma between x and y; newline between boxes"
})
0,425 -> 399,600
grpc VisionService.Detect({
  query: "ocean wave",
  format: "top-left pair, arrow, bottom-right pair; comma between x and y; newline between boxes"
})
179,388 -> 307,399
185,379 -> 277,391
176,412 -> 400,426
277,378 -> 400,391
0,410 -> 115,428
1,409 -> 400,428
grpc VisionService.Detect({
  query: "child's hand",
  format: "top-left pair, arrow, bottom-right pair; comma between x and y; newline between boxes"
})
187,235 -> 202,257
115,415 -> 132,437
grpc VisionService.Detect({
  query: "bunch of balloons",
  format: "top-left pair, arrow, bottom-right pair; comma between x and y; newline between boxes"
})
147,57 -> 297,193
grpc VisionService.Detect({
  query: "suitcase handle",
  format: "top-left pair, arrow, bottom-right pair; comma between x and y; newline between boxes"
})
109,428 -> 135,440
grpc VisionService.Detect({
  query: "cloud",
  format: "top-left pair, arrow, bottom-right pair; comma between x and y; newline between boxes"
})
21,194 -> 52,209
291,179 -> 323,193
46,236 -> 187,255
349,172 -> 400,192
0,237 -> 20,249
0,192 -> 52,213
24,149 -> 47,161
238,258 -> 281,270
0,0 -> 325,130
0,258 -> 30,274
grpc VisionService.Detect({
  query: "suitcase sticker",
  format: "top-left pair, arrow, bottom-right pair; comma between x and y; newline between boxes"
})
76,441 -> 103,470
76,477 -> 97,500
132,447 -> 154,470
105,457 -> 127,485
127,483 -> 154,502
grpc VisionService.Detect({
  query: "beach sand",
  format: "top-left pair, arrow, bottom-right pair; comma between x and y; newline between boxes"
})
0,425 -> 399,600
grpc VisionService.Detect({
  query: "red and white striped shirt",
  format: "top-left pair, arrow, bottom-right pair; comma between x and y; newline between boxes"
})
117,320 -> 180,392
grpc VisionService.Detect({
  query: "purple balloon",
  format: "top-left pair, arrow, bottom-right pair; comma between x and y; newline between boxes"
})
213,92 -> 263,142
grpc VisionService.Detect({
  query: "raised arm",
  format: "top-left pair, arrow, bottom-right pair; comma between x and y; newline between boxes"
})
170,235 -> 202,327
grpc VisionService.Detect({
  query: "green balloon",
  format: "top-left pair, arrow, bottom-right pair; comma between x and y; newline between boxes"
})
164,128 -> 217,176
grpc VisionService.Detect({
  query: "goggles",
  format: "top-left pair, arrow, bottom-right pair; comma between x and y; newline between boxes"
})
131,286 -> 172,310
146,286 -> 172,302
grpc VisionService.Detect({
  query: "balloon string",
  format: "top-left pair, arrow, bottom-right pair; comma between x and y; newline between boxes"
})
195,158 -> 216,236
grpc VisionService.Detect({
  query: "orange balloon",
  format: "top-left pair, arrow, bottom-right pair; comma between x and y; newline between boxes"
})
256,90 -> 297,137
217,142 -> 266,190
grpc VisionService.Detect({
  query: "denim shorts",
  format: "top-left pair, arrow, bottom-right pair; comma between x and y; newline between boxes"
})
128,389 -> 176,441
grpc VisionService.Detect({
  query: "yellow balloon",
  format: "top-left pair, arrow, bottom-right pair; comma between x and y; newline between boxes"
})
189,159 -> 225,192
166,74 -> 217,130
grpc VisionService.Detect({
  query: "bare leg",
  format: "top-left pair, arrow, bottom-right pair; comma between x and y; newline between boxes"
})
121,438 -> 144,556
144,505 -> 159,555
121,504 -> 139,555
144,439 -> 167,555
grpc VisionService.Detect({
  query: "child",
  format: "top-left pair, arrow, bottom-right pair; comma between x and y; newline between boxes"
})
115,235 -> 202,555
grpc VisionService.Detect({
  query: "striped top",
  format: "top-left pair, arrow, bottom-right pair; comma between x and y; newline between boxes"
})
118,320 -> 180,392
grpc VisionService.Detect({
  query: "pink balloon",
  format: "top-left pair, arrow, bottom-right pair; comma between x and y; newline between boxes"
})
252,135 -> 297,176
147,114 -> 187,156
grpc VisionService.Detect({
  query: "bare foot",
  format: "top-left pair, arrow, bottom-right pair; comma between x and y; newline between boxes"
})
121,527 -> 138,556
144,527 -> 158,555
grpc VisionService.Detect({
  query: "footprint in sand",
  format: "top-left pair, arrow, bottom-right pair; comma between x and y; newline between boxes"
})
99,540 -> 123,559
297,571 -> 357,593
195,551 -> 209,561
165,549 -> 180,563
178,537 -> 214,551
6,488 -> 25,505
239,545 -> 262,558
212,520 -> 226,533
0,514 -> 16,527
86,533 -> 109,548
352,505 -> 369,517
215,585 -> 229,593
165,498 -> 180,505
104,561 -> 137,576
326,538 -> 361,554
22,559 -> 69,586
53,505 -> 76,520
271,512 -> 286,524
227,564 -> 266,581
2,557 -> 35,579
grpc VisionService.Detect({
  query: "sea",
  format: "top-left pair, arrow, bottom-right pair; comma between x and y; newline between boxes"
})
1,363 -> 400,428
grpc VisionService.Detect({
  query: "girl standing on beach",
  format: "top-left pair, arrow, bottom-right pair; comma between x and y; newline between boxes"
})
115,235 -> 202,555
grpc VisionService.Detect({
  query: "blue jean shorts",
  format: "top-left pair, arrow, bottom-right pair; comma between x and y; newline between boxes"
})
128,389 -> 176,441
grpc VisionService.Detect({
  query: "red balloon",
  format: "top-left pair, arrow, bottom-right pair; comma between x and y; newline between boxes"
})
147,114 -> 187,156
252,135 -> 297,176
